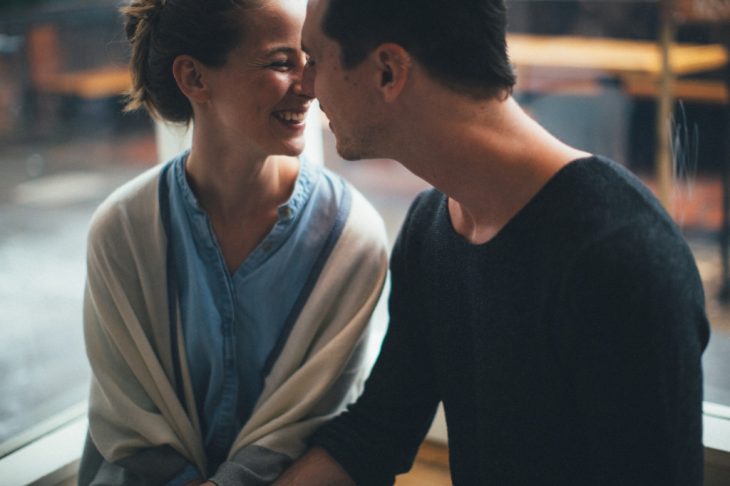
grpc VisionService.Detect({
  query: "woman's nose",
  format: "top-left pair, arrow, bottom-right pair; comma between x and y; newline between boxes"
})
294,63 -> 315,99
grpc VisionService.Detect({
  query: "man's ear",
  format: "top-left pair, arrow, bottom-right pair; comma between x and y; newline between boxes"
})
370,43 -> 411,103
172,55 -> 209,103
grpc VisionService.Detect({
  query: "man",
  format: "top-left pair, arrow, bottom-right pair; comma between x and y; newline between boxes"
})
276,0 -> 710,484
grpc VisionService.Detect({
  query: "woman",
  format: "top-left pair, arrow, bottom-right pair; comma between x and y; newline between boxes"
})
78,0 -> 388,484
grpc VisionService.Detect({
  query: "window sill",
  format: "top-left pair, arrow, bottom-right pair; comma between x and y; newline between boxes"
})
0,400 -> 729,485
704,401 -> 730,452
0,405 -> 86,486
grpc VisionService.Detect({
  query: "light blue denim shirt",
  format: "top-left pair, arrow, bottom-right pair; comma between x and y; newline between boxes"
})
160,151 -> 349,482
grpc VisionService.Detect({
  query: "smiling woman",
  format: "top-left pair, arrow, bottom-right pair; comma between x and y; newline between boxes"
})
77,0 -> 388,484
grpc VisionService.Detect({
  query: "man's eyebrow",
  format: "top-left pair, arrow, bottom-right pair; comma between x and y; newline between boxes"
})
301,42 -> 311,54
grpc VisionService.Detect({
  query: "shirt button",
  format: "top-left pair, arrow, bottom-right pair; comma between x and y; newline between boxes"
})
279,206 -> 293,219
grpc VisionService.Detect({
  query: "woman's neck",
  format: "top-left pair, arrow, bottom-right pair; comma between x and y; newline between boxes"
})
183,147 -> 301,274
185,148 -> 299,224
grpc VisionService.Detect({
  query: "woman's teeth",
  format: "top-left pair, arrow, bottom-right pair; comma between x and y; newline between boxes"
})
275,111 -> 306,123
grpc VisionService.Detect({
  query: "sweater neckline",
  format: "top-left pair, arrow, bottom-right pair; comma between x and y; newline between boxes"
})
441,155 -> 599,249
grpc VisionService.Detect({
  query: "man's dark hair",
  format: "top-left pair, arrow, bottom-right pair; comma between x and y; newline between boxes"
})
322,0 -> 516,99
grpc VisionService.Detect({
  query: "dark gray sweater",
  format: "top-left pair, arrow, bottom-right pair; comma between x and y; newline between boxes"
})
312,156 -> 710,485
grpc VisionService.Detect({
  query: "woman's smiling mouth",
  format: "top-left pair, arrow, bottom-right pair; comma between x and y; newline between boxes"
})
274,110 -> 307,124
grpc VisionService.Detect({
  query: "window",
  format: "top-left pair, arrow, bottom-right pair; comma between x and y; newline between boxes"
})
0,0 -> 153,466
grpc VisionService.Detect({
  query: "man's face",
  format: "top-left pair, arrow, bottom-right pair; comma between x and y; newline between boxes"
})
302,0 -> 384,160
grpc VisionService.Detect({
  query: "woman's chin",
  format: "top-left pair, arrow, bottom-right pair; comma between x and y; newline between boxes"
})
278,139 -> 306,157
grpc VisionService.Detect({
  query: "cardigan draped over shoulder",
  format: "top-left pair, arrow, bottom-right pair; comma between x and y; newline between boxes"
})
80,162 -> 389,483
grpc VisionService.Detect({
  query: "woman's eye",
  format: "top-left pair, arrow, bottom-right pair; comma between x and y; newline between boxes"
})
270,60 -> 293,71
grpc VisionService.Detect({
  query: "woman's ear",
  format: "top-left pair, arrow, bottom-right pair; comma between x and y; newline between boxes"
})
172,55 -> 209,103
370,43 -> 412,103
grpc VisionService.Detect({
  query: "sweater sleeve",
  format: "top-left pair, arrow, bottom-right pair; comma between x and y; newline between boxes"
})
77,430 -> 195,486
208,445 -> 292,485
311,208 -> 440,486
559,223 -> 709,485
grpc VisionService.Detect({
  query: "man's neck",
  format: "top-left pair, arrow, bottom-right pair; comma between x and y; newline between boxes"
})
392,96 -> 590,245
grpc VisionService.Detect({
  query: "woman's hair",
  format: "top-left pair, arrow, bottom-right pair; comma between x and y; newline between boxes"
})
322,0 -> 516,100
121,0 -> 259,123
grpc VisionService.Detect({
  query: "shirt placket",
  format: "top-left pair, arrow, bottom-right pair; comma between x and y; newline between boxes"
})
203,216 -> 240,471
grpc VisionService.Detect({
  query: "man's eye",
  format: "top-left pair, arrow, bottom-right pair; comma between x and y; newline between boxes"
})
305,55 -> 316,68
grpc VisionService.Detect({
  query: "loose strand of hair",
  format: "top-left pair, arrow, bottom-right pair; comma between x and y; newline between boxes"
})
120,1 -> 162,118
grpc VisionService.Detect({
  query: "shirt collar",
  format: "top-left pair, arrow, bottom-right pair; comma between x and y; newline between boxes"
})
173,152 -> 316,220
171,152 -> 318,272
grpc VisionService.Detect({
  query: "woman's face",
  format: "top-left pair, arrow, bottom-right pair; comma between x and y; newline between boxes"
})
203,0 -> 312,159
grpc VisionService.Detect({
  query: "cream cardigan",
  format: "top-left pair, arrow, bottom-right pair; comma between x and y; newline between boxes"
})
83,163 -> 388,479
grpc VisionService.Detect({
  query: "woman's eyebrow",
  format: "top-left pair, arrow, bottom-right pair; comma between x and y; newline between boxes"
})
262,46 -> 299,57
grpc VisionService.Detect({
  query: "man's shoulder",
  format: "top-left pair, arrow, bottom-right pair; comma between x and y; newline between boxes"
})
568,156 -> 665,216
562,158 -> 704,314
550,156 -> 678,243
403,187 -> 444,227
389,188 -> 446,266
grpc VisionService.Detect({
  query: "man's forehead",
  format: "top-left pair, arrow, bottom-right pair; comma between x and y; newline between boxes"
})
308,0 -> 326,13
305,0 -> 326,24
303,0 -> 326,49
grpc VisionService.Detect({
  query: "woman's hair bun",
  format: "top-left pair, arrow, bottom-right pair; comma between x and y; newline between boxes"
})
122,0 -> 165,41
